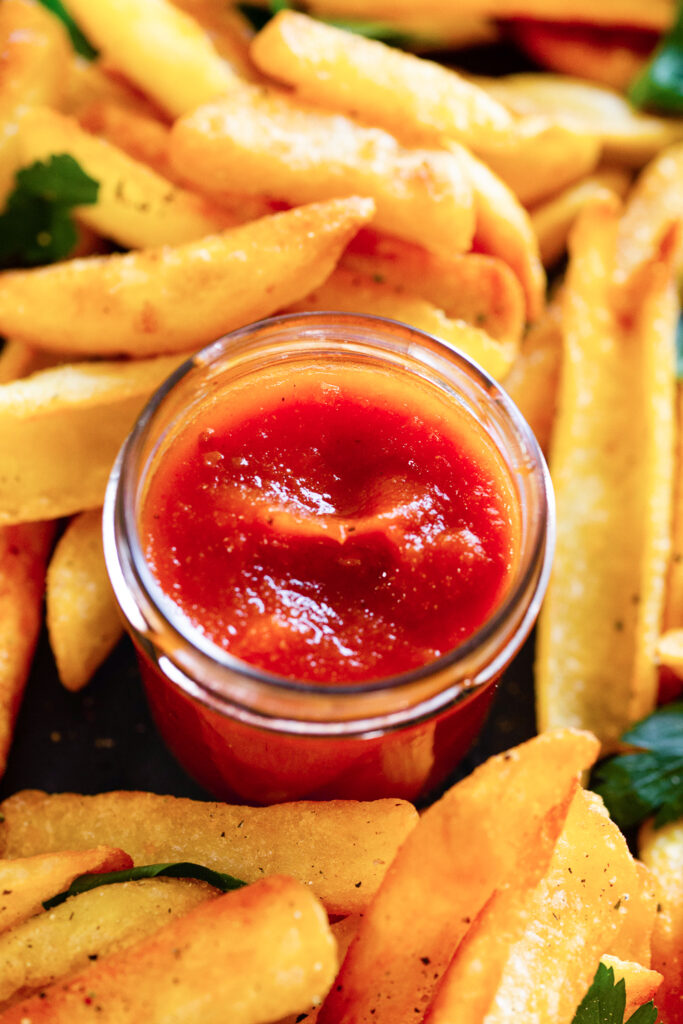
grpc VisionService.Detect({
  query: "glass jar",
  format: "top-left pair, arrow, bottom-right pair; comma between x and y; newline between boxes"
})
103,313 -> 553,805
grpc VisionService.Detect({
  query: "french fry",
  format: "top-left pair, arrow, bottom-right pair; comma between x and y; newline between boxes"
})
609,860 -> 658,967
656,628 -> 683,677
639,818 -> 683,1023
0,877 -> 218,1009
17,106 -> 227,249
0,875 -> 337,1024
287,268 -> 515,380
600,956 -> 663,1018
317,729 -> 599,1024
536,197 -> 678,747
0,848 -> 131,935
61,0 -> 240,118
0,341 -> 63,384
46,510 -> 122,693
341,231 -> 525,348
0,355 -> 185,524
0,523 -> 55,776
0,197 -> 375,358
65,56 -> 164,121
423,789 -> 644,1024
0,791 -> 418,916
170,86 -> 476,258
663,386 -> 683,637
278,916 -> 361,1024
454,145 -> 545,319
502,293 -> 562,454
250,12 -> 513,148
168,0 -> 259,81
531,167 -> 632,267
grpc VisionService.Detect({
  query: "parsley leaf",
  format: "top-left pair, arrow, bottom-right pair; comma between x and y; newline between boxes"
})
572,963 -> 657,1024
43,861 -> 246,910
629,0 -> 683,114
592,702 -> 683,829
36,0 -> 97,59
0,155 -> 99,270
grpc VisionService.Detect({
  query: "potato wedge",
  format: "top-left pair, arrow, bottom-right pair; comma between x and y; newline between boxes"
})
0,522 -> 55,775
424,789 -> 644,1024
251,12 -> 513,148
536,197 -> 678,747
0,355 -> 185,525
62,0 -> 240,117
17,106 -> 226,249
341,231 -> 525,348
1,875 -> 337,1024
46,510 -> 122,693
0,877 -> 218,1009
288,268 -> 515,380
639,818 -> 683,1023
0,197 -> 374,358
170,87 -> 475,258
0,791 -> 418,916
317,729 -> 599,1024
0,848 -> 131,935
601,956 -> 663,1019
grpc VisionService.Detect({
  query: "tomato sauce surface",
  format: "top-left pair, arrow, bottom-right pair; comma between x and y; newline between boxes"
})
141,367 -> 519,684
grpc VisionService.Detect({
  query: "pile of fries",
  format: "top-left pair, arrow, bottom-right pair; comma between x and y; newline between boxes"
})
0,0 -> 683,1020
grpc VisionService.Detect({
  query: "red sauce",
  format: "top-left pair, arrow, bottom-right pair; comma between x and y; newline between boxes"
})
141,365 -> 519,685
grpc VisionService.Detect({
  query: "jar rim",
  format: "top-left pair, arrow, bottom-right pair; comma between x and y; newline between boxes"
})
104,311 -> 554,718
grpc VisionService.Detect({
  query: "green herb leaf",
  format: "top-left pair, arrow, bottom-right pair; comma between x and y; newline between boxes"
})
0,154 -> 99,270
629,1 -> 683,114
592,702 -> 683,829
572,963 -> 657,1024
36,0 -> 97,59
43,861 -> 246,911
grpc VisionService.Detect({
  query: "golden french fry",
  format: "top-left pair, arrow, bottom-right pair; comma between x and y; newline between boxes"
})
656,628 -> 683,677
62,0 -> 240,117
317,730 -> 599,1024
1,876 -> 337,1024
17,106 -> 227,249
170,86 -> 475,258
46,510 -> 122,693
251,11 -> 513,148
0,791 -> 418,917
0,523 -> 55,775
289,268 -> 515,380
424,789 -> 644,1024
168,0 -> 259,81
601,956 -> 663,1019
502,294 -> 562,454
341,231 -> 525,348
536,198 -> 678,747
639,819 -> 683,1024
0,848 -> 131,935
299,0 -> 674,31
65,56 -> 163,120
0,355 -> 185,525
0,197 -> 374,358
454,145 -> 545,320
0,341 -> 64,384
278,916 -> 361,1024
663,386 -> 683,634
609,860 -> 658,967
531,167 -> 632,267
0,877 -> 218,1009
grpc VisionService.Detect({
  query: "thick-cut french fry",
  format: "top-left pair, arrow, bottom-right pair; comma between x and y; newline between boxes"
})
477,73 -> 683,168
46,510 -> 122,693
531,168 -> 632,268
663,387 -> 683,637
454,145 -> 545,320
424,789 -> 644,1024
609,860 -> 658,967
317,730 -> 599,1024
0,877 -> 218,1009
0,0 -> 71,206
502,294 -> 562,454
170,87 -> 475,258
65,57 -> 163,121
0,848 -> 131,935
0,356 -> 184,525
301,0 -> 675,31
536,198 -> 678,747
341,231 -> 525,348
62,0 -> 240,117
0,876 -> 337,1024
0,341 -> 64,384
0,197 -> 374,358
0,791 -> 418,916
168,0 -> 259,81
656,628 -> 683,677
639,819 -> 683,1024
288,268 -> 515,380
601,956 -> 663,1018
17,107 -> 227,249
278,916 -> 361,1024
251,12 -> 513,149
0,523 -> 55,775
